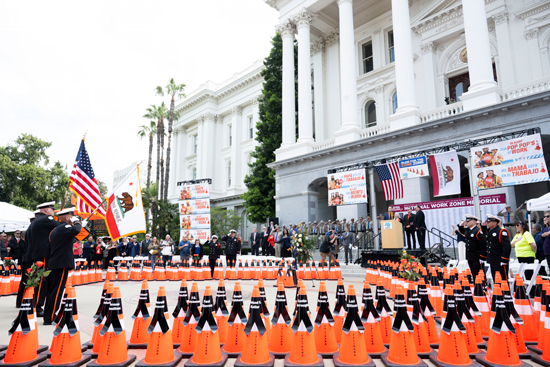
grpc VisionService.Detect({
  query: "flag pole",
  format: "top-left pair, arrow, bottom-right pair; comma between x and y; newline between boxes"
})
61,133 -> 88,211
83,197 -> 108,222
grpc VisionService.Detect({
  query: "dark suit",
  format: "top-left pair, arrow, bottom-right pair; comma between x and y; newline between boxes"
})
8,237 -> 26,262
260,231 -> 269,256
413,210 -> 427,250
249,231 -> 260,256
383,212 -> 399,220
403,213 -> 416,249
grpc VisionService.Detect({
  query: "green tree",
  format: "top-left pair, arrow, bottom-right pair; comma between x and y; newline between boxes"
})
0,134 -> 69,210
142,182 -> 159,237
143,103 -> 169,199
156,79 -> 186,200
156,199 -> 180,240
242,32 -> 298,223
97,180 -> 108,198
210,207 -> 243,240
137,120 -> 157,190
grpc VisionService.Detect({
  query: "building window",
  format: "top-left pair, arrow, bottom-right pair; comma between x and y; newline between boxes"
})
228,125 -> 232,146
392,92 -> 398,114
447,65 -> 497,103
227,161 -> 232,187
388,30 -> 395,63
193,135 -> 198,154
365,101 -> 377,128
192,167 -> 197,180
248,116 -> 253,139
362,41 -> 374,73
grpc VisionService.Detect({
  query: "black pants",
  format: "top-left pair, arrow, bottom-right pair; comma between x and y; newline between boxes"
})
250,242 -> 259,256
33,258 -> 48,311
16,261 -> 29,308
406,230 -> 416,249
344,246 -> 353,264
489,260 -> 508,285
209,258 -> 216,277
518,256 -> 535,280
226,255 -> 236,268
416,228 -> 426,249
43,268 -> 69,323
261,242 -> 268,256
536,252 -> 547,276
467,256 -> 482,279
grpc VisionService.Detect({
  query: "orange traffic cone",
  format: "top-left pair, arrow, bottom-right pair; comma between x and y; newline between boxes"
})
88,287 -> 136,367
86,283 -> 114,358
105,261 -> 116,281
381,285 -> 425,367
501,281 -> 530,358
222,282 -> 247,357
313,282 -> 338,358
529,282 -> 549,355
375,278 -> 393,344
41,286 -> 92,366
334,285 -> 375,367
430,270 -> 443,319
187,286 -> 228,367
135,287 -> 182,367
234,286 -> 275,367
531,293 -> 550,367
171,280 -> 188,346
0,288 -> 47,366
429,285 -> 473,367
142,261 -> 153,281
176,282 -> 200,357
333,279 -> 347,344
130,261 -> 141,281
128,280 -> 151,349
418,279 -> 439,347
406,281 -> 435,358
83,280 -> 110,350
268,282 -> 292,358
533,276 -> 543,322
214,279 -> 230,345
461,279 -> 483,346
361,280 -> 386,357
475,284 -> 523,367
473,275 -> 491,339
117,261 -> 129,281
284,286 -> 323,367
453,281 -> 482,358
514,277 -> 538,344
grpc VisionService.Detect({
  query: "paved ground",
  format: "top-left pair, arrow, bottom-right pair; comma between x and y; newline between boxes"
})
0,272 -> 544,367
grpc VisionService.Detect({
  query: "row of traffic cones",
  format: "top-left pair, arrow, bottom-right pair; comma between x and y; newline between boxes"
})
0,265 -> 21,296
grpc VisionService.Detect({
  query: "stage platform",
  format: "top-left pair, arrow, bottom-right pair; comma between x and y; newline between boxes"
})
361,249 -> 425,267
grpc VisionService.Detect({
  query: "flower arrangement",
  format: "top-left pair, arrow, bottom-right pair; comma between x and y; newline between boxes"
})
289,228 -> 318,263
3,257 -> 15,268
398,250 -> 421,281
24,261 -> 51,289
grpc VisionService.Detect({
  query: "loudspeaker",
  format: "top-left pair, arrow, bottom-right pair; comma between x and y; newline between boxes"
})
269,217 -> 279,225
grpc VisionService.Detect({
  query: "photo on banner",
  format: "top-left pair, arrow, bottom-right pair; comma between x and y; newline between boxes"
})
470,133 -> 549,190
429,150 -> 461,197
177,179 -> 212,244
327,168 -> 368,206
398,157 -> 429,179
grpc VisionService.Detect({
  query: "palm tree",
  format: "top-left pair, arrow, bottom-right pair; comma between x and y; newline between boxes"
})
143,103 -> 169,199
156,79 -> 186,200
137,120 -> 157,190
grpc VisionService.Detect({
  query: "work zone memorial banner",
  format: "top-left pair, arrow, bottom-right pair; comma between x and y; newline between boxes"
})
105,166 -> 146,241
394,194 -> 506,247
398,157 -> 429,179
327,168 -> 368,206
429,150 -> 461,197
471,133 -> 549,190
177,179 -> 212,243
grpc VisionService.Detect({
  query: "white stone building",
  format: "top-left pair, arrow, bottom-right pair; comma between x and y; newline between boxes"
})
167,61 -> 264,239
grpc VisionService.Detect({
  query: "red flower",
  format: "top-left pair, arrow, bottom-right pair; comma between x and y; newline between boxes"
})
410,256 -> 415,259
26,268 -> 32,274
400,259 -> 407,264
35,261 -> 44,268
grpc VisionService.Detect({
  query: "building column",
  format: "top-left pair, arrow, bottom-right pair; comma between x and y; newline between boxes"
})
525,28 -> 544,80
421,41 -> 439,110
201,113 -> 216,181
294,9 -> 315,146
196,118 -> 205,179
230,107 -> 242,190
460,0 -> 501,110
335,0 -> 361,144
277,20 -> 297,148
389,0 -> 421,130
492,10 -> 515,89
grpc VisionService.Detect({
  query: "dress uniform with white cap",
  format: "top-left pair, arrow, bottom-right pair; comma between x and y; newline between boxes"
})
485,214 -> 511,282
43,207 -> 82,324
463,214 -> 487,279
222,230 -> 240,267
24,201 -> 63,316
206,235 -> 220,277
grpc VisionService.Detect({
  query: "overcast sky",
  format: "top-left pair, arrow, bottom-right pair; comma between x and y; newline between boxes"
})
0,1 -> 278,190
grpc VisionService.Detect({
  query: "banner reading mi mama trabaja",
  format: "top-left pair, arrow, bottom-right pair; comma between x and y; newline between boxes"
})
327,168 -> 367,206
105,166 -> 147,241
177,179 -> 212,244
470,133 -> 549,190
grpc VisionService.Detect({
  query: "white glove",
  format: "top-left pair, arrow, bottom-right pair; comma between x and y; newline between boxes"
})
70,216 -> 80,223
81,219 -> 88,228
500,262 -> 507,266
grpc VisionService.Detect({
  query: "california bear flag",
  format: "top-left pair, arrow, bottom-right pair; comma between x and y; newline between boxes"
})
105,166 -> 146,241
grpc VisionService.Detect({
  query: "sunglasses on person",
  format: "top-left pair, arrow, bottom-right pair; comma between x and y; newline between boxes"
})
545,215 -> 550,218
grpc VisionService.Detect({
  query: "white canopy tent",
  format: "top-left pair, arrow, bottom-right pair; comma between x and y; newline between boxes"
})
527,192 -> 550,212
0,202 -> 33,233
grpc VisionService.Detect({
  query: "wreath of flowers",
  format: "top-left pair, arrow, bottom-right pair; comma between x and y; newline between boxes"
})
289,229 -> 318,263
3,257 -> 15,268
398,250 -> 421,281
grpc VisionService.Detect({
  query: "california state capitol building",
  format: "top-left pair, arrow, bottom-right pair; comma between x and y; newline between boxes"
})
168,0 -> 550,238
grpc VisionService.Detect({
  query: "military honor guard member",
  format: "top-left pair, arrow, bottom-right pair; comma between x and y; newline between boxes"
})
463,214 -> 487,279
485,214 -> 511,282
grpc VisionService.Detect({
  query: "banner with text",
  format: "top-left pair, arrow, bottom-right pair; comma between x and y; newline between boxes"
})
399,157 -> 429,179
327,169 -> 368,206
393,194 -> 506,247
177,179 -> 212,244
470,133 -> 549,190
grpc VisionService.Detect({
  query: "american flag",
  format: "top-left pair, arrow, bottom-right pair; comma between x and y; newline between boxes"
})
69,140 -> 106,216
375,162 -> 403,201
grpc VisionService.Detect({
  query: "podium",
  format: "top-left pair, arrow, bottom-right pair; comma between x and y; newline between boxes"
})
380,220 -> 404,249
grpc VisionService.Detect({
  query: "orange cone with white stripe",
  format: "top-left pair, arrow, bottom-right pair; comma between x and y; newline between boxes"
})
269,282 -> 292,358
128,280 -> 151,348
407,281 -> 435,358
531,292 -> 550,367
375,278 -> 393,344
361,280 -> 386,357
453,282 -> 482,357
418,279 -> 439,346
533,276 -> 543,322
473,275 -> 491,338
313,282 -> 338,358
88,287 -> 136,367
86,283 -> 114,358
514,277 -> 538,344
176,282 -> 200,357
222,282 -> 247,357
258,279 -> 272,341
214,279 -> 230,345
501,280 -> 530,357
171,280 -> 188,345
529,282 -> 548,355
333,279 -> 347,343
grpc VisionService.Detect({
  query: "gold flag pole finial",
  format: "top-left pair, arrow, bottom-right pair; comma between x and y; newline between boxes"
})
83,131 -> 88,142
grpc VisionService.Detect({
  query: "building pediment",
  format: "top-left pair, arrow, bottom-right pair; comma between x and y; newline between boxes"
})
411,1 -> 463,34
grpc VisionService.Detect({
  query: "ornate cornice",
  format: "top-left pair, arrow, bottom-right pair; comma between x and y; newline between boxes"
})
200,112 -> 216,122
420,41 -> 437,54
515,1 -> 550,20
230,106 -> 243,117
492,10 -> 508,25
528,12 -> 550,24
276,19 -> 296,37
524,27 -> 539,40
412,3 -> 463,34
325,29 -> 340,46
217,72 -> 262,99
251,96 -> 260,106
311,39 -> 325,55
293,8 -> 316,29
